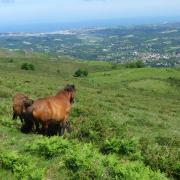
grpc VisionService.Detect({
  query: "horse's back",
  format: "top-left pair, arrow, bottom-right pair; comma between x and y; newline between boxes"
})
32,96 -> 69,122
13,93 -> 27,102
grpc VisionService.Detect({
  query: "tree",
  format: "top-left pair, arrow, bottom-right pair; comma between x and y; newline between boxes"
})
21,63 -> 35,71
73,69 -> 88,77
125,60 -> 145,68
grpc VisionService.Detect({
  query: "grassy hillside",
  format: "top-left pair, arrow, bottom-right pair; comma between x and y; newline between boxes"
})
0,53 -> 180,179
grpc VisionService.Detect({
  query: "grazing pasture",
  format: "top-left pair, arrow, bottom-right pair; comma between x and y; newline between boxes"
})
0,52 -> 180,179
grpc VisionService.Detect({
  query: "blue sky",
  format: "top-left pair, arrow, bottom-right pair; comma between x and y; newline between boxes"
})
0,0 -> 180,23
0,0 -> 180,25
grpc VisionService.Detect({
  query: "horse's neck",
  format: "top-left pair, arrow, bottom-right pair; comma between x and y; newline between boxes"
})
56,91 -> 70,101
56,90 -> 66,96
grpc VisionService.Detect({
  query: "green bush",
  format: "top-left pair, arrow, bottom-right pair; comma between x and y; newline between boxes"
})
100,138 -> 120,154
23,137 -> 170,179
167,77 -> 180,87
74,69 -> 88,77
9,58 -> 13,63
26,136 -> 70,158
101,137 -> 180,179
0,151 -> 30,178
101,138 -> 140,156
21,63 -> 35,70
103,156 -> 167,180
125,60 -> 145,68
140,138 -> 180,179
82,69 -> 88,76
28,63 -> 35,70
0,151 -> 44,179
64,143 -> 104,179
63,143 -> 167,180
28,168 -> 45,180
75,116 -> 110,142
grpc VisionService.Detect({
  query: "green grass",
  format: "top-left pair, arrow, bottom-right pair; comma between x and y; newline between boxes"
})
0,52 -> 180,179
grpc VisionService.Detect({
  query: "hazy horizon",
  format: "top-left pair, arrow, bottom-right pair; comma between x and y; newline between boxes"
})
0,0 -> 180,32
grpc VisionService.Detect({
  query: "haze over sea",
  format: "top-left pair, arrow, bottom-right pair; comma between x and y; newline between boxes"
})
0,0 -> 180,32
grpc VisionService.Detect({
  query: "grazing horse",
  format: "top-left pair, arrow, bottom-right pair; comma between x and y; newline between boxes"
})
12,93 -> 34,123
26,84 -> 75,135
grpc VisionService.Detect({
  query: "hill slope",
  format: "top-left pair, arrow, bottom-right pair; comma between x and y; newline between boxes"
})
0,55 -> 180,179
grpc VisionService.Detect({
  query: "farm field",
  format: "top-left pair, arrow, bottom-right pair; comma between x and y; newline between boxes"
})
0,53 -> 180,179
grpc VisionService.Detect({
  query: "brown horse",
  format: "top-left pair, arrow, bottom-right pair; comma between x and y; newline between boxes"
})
26,84 -> 75,135
12,93 -> 33,123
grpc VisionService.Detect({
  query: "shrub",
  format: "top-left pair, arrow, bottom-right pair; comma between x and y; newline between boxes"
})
0,151 -> 30,177
63,142 -> 167,180
119,139 -> 139,155
21,63 -> 29,70
125,60 -> 145,68
101,138 -> 140,155
136,60 -> 146,68
100,138 -> 120,154
0,151 -> 46,179
24,137 -> 169,179
155,136 -> 179,147
140,137 -> 180,179
103,156 -> 167,180
9,58 -> 13,63
64,143 -> 104,179
21,63 -> 35,70
25,136 -> 70,158
74,69 -> 88,77
74,69 -> 82,77
28,168 -> 45,180
28,63 -> 35,70
167,77 -> 180,87
76,116 -> 110,142
82,69 -> 88,76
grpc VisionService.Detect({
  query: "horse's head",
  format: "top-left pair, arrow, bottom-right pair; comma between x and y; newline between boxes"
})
64,84 -> 76,104
22,98 -> 34,113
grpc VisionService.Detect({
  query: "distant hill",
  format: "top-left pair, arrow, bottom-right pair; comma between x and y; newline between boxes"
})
0,23 -> 180,67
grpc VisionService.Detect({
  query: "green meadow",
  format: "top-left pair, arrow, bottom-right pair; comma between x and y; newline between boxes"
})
0,51 -> 180,179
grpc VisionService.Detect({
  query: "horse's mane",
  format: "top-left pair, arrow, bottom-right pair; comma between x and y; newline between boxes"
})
56,84 -> 75,96
56,89 -> 65,96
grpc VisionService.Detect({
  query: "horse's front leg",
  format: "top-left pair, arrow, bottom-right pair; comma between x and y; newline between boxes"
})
12,112 -> 17,120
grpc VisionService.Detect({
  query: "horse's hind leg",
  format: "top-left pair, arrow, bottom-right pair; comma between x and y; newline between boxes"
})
34,119 -> 40,133
21,118 -> 34,133
59,122 -> 66,136
20,116 -> 24,123
12,112 -> 17,120
41,122 -> 48,136
66,121 -> 71,133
